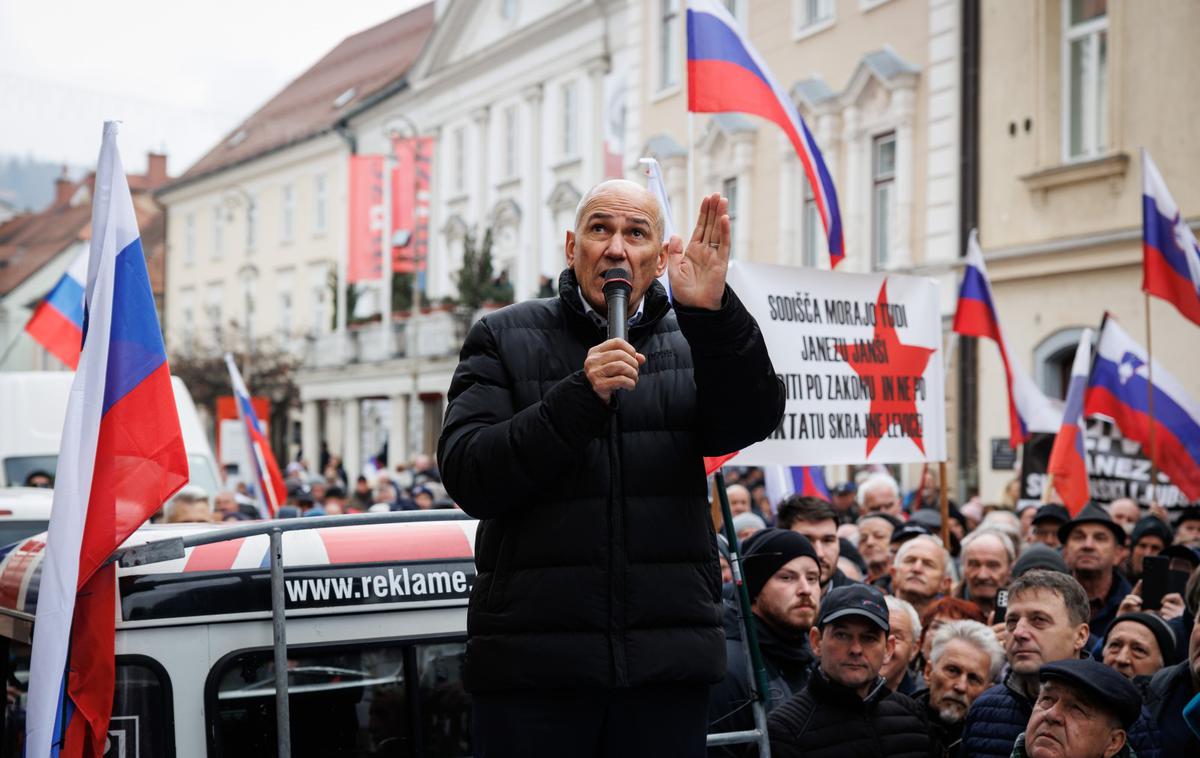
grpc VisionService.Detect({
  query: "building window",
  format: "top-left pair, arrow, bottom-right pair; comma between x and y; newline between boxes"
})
722,176 -> 738,258
184,213 -> 195,266
279,290 -> 293,339
802,177 -> 819,267
561,82 -> 578,158
205,283 -> 223,347
246,194 -> 258,252
212,205 -> 223,260
281,184 -> 295,242
659,0 -> 680,91
503,105 -> 519,179
872,132 -> 896,269
1062,0 -> 1108,161
795,0 -> 835,34
453,127 -> 466,194
313,174 -> 327,234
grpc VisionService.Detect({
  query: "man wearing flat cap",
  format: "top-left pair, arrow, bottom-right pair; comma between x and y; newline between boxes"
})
708,530 -> 822,753
1011,658 -> 1144,758
766,584 -> 931,758
1060,502 -> 1133,639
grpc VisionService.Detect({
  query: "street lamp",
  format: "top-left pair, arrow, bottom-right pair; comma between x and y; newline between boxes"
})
379,115 -> 422,359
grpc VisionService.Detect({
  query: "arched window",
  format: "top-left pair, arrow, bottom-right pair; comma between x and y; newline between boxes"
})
1034,327 -> 1092,400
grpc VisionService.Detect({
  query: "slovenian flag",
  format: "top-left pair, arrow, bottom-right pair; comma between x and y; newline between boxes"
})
1047,329 -> 1094,515
953,230 -> 1060,447
686,0 -> 844,267
25,123 -> 189,758
24,249 -> 87,368
1084,315 -> 1200,500
1142,149 -> 1200,327
225,353 -> 285,517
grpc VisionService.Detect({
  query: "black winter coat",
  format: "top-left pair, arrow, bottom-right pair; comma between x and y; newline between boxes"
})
438,270 -> 784,692
707,603 -> 815,756
912,687 -> 963,758
766,670 -> 932,758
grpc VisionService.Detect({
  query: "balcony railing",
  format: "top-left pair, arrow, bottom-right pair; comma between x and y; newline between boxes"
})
302,308 -> 467,369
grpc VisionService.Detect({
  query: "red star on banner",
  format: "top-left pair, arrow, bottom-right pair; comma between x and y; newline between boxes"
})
835,280 -> 935,458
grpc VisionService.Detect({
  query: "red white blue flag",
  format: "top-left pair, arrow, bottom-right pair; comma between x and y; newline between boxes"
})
686,0 -> 844,267
224,353 -> 285,517
1047,328 -> 1094,515
1142,149 -> 1200,327
24,249 -> 87,368
764,465 -> 830,506
26,123 -> 189,757
953,230 -> 1059,447
1084,315 -> 1200,500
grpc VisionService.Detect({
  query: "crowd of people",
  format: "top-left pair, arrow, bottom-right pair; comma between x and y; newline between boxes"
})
709,467 -> 1200,758
154,452 -> 455,523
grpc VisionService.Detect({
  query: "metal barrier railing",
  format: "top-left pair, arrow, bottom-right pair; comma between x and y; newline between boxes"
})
116,509 -> 471,758
114,504 -> 769,757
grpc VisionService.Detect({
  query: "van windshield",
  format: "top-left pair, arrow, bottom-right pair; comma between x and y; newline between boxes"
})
2,454 -> 219,499
2,456 -> 57,488
209,640 -> 470,757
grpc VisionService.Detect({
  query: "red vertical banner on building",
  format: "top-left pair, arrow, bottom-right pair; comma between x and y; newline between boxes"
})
392,136 -> 433,274
348,139 -> 433,283
348,154 -> 385,284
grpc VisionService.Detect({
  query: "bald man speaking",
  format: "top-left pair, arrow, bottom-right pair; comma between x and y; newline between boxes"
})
438,180 -> 784,757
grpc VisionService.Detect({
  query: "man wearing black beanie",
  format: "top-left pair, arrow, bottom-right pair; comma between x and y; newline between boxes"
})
708,529 -> 822,753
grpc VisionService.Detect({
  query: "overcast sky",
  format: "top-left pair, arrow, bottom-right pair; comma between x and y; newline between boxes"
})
0,0 -> 425,175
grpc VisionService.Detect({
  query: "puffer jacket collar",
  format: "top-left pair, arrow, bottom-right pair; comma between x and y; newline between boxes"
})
809,667 -> 889,710
557,267 -> 672,344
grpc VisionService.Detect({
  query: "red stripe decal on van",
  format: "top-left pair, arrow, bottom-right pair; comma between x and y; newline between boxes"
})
0,539 -> 44,609
183,539 -> 245,572
318,522 -> 472,565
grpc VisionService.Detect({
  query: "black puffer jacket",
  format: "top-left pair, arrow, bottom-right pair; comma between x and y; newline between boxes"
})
766,670 -> 931,758
438,269 -> 784,692
708,602 -> 815,756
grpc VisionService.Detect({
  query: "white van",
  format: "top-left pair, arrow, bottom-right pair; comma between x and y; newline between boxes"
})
0,510 -> 476,757
0,372 -> 221,496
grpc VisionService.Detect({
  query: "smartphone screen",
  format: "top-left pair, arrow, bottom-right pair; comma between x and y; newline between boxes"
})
1141,555 -> 1170,611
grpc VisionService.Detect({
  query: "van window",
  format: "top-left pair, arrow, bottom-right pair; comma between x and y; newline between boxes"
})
0,643 -> 173,758
2,456 -> 57,488
3,453 -> 218,501
209,640 -> 470,758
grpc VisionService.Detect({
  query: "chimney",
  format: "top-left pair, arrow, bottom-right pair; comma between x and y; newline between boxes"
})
53,165 -> 73,207
146,152 -> 168,186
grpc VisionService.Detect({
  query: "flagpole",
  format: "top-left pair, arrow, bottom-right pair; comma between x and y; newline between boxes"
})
687,113 -> 695,217
0,330 -> 23,368
1144,294 -> 1158,497
938,461 -> 950,547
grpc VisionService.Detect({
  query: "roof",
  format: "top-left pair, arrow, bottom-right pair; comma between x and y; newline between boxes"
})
862,46 -> 921,80
168,3 -> 436,190
0,174 -> 169,299
0,513 -> 478,631
791,77 -> 837,109
643,134 -> 687,160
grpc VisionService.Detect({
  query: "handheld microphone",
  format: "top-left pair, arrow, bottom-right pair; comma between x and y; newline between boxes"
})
602,268 -> 633,341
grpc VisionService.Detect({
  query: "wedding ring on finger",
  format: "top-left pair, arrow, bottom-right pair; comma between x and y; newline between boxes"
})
708,242 -> 720,248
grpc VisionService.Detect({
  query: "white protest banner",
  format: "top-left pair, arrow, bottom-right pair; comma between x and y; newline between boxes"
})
727,261 -> 946,465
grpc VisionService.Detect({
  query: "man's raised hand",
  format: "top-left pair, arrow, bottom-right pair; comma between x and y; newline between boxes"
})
668,192 -> 730,311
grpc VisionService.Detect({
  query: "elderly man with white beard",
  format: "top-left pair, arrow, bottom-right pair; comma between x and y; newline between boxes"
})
911,620 -> 1004,758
